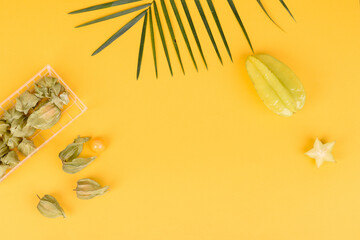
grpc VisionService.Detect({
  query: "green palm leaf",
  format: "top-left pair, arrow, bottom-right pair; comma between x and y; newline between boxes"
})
194,0 -> 223,64
256,0 -> 283,31
92,10 -> 147,56
206,0 -> 233,61
153,1 -> 173,76
149,7 -> 158,78
137,12 -> 148,79
169,0 -> 198,71
70,0 -> 296,77
180,0 -> 208,69
69,0 -> 142,14
226,0 -> 254,53
160,0 -> 185,74
76,4 -> 151,28
279,0 -> 296,21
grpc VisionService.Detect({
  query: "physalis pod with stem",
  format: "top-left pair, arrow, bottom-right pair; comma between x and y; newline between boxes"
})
37,194 -> 66,219
59,136 -> 96,174
74,178 -> 109,200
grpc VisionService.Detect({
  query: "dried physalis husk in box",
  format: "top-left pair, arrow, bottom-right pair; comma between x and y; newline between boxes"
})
3,108 -> 23,124
1,151 -> 19,168
0,164 -> 9,178
18,138 -> 36,156
15,91 -> 40,115
0,120 -> 9,137
27,102 -> 61,130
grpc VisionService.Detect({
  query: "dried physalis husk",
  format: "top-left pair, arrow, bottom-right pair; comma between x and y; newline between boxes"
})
62,157 -> 96,174
3,108 -> 24,124
59,136 -> 90,162
75,178 -> 109,200
8,137 -> 22,149
51,92 -> 70,109
0,164 -> 10,178
1,151 -> 19,168
9,115 -> 26,132
35,85 -> 50,99
27,102 -> 61,130
15,91 -> 40,114
0,141 -> 9,158
10,116 -> 36,138
37,194 -> 66,219
0,120 -> 9,137
60,92 -> 69,102
51,82 -> 65,96
11,123 -> 36,138
37,76 -> 58,89
35,77 -> 64,98
3,132 -> 22,149
18,138 -> 36,156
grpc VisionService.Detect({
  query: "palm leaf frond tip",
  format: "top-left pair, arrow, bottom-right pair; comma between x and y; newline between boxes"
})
206,0 -> 233,61
279,0 -> 296,21
226,0 -> 254,53
170,0 -> 198,71
137,12 -> 148,79
92,10 -> 147,56
160,0 -> 185,74
180,0 -> 208,69
153,1 -> 173,76
69,0 -> 142,14
149,7 -> 158,78
195,0 -> 223,64
76,4 -> 151,28
256,0 -> 284,31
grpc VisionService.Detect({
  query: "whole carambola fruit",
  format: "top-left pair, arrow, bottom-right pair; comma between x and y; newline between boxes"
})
245,54 -> 306,117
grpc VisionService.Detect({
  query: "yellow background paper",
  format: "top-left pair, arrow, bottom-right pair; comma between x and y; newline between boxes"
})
0,0 -> 359,239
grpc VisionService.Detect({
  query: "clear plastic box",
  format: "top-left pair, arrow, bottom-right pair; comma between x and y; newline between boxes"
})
0,65 -> 87,182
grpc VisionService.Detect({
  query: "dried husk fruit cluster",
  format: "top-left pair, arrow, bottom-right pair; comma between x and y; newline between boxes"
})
0,77 -> 69,178
37,178 -> 109,218
37,137 -> 108,218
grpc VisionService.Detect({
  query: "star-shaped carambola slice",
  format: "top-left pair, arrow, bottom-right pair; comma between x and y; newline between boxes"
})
305,138 -> 335,168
